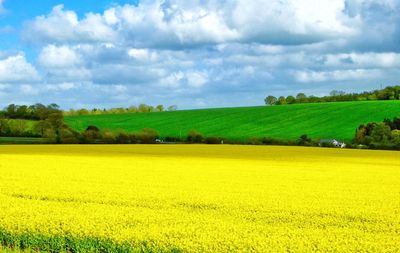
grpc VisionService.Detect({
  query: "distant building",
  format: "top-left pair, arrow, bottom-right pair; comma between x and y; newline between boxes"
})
319,139 -> 346,148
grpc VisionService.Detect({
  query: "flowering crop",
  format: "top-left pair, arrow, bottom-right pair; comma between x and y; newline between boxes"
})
0,145 -> 399,252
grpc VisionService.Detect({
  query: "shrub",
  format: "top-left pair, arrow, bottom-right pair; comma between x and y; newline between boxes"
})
187,130 -> 203,143
297,134 -> 312,145
115,131 -> 130,144
102,130 -> 116,144
60,128 -> 80,144
81,126 -> 102,143
138,128 -> 159,144
205,136 -> 222,144
164,136 -> 182,142
128,133 -> 139,144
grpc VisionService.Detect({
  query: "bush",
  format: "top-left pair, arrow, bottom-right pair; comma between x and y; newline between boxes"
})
86,125 -> 100,132
81,126 -> 102,143
247,137 -> 262,145
60,128 -> 80,144
164,136 -> 182,142
102,130 -> 116,144
138,128 -> 159,144
187,130 -> 203,143
115,131 -> 130,144
297,134 -> 312,145
128,133 -> 139,144
205,136 -> 222,144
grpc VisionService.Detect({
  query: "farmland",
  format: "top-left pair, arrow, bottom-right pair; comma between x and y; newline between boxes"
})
65,100 -> 400,141
0,145 -> 399,252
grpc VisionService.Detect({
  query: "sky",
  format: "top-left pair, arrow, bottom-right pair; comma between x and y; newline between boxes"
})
0,0 -> 399,110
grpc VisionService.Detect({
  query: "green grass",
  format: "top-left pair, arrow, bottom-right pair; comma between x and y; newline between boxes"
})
65,101 -> 400,141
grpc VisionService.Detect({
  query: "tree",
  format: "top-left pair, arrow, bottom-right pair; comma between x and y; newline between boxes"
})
34,120 -> 52,136
296,93 -> 307,102
76,109 -> 89,116
276,96 -> 286,105
138,128 -> 159,143
205,136 -> 222,144
264,96 -> 277,105
115,131 -> 130,144
286,95 -> 296,104
391,129 -> 400,144
167,105 -> 178,111
46,112 -> 64,143
0,118 -> 10,136
60,128 -> 80,144
16,105 -> 28,119
82,125 -> 101,143
156,105 -> 164,112
8,120 -> 28,136
371,123 -> 391,143
297,134 -> 312,145
102,130 -> 116,144
354,125 -> 367,144
86,125 -> 100,132
5,104 -> 17,118
138,104 -> 150,113
187,130 -> 203,143
127,106 -> 138,113
330,90 -> 346,96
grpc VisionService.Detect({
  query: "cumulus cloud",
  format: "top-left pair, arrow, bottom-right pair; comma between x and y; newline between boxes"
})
323,52 -> 400,68
186,71 -> 208,88
22,0 -> 362,48
0,54 -> 40,83
39,45 -> 82,68
22,5 -> 117,44
1,0 -> 398,109
294,69 -> 383,83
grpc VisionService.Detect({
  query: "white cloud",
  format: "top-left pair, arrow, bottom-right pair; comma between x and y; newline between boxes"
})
45,82 -> 77,91
4,0 -> 400,109
0,54 -> 40,83
230,0 -> 358,44
39,45 -> 82,68
294,69 -> 383,83
160,72 -> 184,89
22,1 -> 362,47
186,71 -> 208,88
20,84 -> 39,95
324,52 -> 400,68
23,5 -> 117,44
127,48 -> 157,62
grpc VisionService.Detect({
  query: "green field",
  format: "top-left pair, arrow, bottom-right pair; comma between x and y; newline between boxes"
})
65,101 -> 400,141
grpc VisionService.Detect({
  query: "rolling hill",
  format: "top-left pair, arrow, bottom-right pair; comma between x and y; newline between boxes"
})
64,101 -> 400,141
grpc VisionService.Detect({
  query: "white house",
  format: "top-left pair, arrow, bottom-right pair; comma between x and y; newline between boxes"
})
319,139 -> 346,148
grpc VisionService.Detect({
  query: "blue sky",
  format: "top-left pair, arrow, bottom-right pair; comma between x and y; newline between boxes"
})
0,0 -> 399,109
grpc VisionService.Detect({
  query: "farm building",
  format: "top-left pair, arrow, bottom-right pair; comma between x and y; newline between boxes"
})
319,139 -> 346,148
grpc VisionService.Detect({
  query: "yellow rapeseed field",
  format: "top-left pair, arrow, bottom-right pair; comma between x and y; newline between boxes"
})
0,145 -> 399,252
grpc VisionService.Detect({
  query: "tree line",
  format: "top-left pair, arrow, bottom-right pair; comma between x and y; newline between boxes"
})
265,86 -> 400,105
0,103 -> 61,120
64,104 -> 178,116
354,117 -> 400,150
0,104 -> 64,139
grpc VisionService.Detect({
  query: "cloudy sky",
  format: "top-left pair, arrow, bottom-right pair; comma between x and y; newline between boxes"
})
0,0 -> 399,109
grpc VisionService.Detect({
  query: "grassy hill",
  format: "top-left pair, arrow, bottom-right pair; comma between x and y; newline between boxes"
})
64,101 -> 400,141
